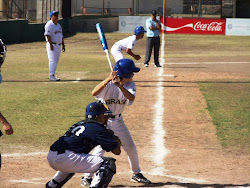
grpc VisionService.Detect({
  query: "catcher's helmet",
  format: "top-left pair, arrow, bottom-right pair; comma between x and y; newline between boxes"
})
85,101 -> 112,119
114,59 -> 140,78
134,26 -> 146,36
0,39 -> 6,66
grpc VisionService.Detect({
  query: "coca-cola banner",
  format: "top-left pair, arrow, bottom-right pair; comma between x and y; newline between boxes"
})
160,18 -> 226,35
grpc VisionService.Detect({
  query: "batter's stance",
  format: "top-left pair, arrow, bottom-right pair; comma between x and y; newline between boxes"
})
46,101 -> 121,188
82,59 -> 151,186
44,10 -> 65,81
111,26 -> 146,62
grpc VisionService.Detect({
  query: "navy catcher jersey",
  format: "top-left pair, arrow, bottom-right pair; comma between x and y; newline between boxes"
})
50,120 -> 118,154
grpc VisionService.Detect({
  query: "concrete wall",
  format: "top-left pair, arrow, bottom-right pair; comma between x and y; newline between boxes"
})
138,0 -> 183,14
69,17 -> 118,32
83,0 -> 183,14
36,0 -> 62,22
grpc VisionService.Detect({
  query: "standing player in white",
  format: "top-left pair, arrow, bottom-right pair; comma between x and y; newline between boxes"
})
111,26 -> 146,62
44,10 -> 65,81
82,59 -> 151,186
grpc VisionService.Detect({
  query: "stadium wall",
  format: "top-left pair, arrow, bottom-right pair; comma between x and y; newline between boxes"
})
69,17 -> 118,32
0,19 -> 69,44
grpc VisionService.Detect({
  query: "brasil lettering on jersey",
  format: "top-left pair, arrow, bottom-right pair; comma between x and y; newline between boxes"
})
105,99 -> 127,105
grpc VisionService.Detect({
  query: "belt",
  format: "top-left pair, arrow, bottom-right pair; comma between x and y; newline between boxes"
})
110,114 -> 121,119
51,42 -> 62,45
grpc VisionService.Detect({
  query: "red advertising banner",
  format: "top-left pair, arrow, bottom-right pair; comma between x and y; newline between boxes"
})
160,17 -> 226,35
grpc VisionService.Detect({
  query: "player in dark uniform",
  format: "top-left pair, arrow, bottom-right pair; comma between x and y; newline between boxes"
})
46,101 -> 121,188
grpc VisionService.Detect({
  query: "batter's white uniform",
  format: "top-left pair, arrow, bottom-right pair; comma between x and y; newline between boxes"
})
44,20 -> 63,77
85,81 -> 141,179
111,35 -> 137,62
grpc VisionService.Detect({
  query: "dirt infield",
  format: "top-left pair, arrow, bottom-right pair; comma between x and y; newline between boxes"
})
1,60 -> 250,187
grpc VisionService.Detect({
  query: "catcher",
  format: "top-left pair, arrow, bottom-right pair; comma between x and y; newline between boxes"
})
46,101 -> 121,188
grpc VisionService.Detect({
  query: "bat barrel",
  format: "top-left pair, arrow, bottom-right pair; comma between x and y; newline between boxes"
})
96,23 -> 108,50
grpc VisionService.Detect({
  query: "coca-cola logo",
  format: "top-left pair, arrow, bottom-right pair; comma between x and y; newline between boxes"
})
194,21 -> 223,31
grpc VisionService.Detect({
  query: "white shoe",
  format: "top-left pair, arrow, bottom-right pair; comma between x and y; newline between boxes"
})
81,177 -> 92,187
144,64 -> 149,67
49,75 -> 60,81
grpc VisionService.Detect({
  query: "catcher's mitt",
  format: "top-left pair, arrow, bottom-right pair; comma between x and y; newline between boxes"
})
107,129 -> 121,147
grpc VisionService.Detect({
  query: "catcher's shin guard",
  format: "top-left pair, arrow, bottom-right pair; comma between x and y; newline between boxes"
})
91,157 -> 116,188
55,173 -> 75,188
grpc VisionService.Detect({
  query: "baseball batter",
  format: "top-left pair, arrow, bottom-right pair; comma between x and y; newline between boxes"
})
111,26 -> 146,62
82,59 -> 151,186
44,10 -> 65,81
46,102 -> 121,188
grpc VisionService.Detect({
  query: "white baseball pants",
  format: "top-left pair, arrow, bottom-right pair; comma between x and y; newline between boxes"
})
46,42 -> 61,76
111,46 -> 123,63
47,150 -> 103,187
85,116 -> 141,178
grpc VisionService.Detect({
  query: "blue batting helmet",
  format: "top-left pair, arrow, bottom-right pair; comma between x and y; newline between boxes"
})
134,26 -> 146,36
114,59 -> 140,78
85,101 -> 112,119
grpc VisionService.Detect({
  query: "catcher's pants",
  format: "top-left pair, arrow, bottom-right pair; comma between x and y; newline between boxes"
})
46,42 -> 61,76
85,116 -> 141,178
47,150 -> 103,187
111,45 -> 123,63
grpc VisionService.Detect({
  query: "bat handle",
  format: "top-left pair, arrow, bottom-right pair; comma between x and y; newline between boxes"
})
104,49 -> 113,71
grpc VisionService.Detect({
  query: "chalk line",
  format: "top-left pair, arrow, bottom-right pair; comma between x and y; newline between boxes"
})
151,60 -> 169,174
2,152 -> 47,157
135,61 -> 250,66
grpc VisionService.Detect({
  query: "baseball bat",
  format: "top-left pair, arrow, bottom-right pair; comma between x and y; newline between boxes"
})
96,23 -> 113,71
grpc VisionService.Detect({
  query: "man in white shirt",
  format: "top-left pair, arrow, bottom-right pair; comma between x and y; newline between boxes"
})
111,26 -> 146,62
44,10 -> 65,81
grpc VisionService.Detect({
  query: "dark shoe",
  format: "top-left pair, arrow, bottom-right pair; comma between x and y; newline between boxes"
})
45,181 -> 52,188
154,64 -> 162,67
131,173 -> 151,184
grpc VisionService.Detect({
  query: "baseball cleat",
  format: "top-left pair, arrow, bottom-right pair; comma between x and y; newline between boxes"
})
144,64 -> 149,67
49,75 -> 61,81
45,181 -> 52,188
131,173 -> 152,184
81,177 -> 92,187
154,64 -> 162,67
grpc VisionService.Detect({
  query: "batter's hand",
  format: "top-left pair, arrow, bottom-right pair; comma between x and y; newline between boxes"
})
3,123 -> 14,135
108,71 -> 118,81
112,76 -> 121,86
50,43 -> 54,51
134,55 -> 141,60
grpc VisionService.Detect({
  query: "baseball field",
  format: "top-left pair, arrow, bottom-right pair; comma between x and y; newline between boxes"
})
0,32 -> 250,187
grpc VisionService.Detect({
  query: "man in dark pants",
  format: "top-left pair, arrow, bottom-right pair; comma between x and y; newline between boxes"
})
144,10 -> 162,68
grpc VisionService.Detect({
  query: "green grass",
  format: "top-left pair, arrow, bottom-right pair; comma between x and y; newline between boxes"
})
0,33 -> 250,153
199,82 -> 250,153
